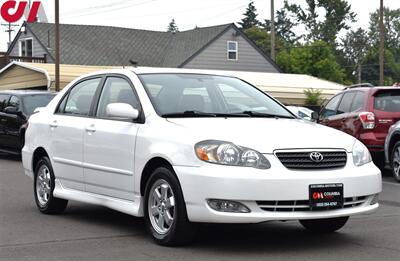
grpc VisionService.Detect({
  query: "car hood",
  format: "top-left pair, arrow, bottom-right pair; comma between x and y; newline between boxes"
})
166,118 -> 356,154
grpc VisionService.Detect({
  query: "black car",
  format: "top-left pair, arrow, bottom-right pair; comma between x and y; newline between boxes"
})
0,90 -> 56,154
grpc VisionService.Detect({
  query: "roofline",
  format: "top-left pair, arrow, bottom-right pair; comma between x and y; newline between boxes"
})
25,23 -> 55,61
0,61 -> 52,90
177,24 -> 233,68
178,23 -> 282,73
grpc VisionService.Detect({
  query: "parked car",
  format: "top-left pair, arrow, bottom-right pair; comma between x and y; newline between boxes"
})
385,122 -> 400,182
0,90 -> 56,154
22,69 -> 381,246
318,85 -> 400,168
286,106 -> 315,121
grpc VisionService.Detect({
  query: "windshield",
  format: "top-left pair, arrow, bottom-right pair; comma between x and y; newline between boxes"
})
23,94 -> 56,115
139,74 -> 294,118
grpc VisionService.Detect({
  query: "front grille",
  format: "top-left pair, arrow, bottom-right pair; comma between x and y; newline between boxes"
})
257,196 -> 368,212
275,151 -> 347,170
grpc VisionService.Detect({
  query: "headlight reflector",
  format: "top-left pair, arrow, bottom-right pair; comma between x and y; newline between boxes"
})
195,140 -> 270,169
352,139 -> 372,166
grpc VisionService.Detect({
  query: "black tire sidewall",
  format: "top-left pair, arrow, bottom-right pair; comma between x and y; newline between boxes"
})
391,141 -> 400,182
33,156 -> 57,212
143,167 -> 189,245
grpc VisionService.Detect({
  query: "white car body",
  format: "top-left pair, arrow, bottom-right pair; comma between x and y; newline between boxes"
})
287,106 -> 315,121
22,68 -> 382,225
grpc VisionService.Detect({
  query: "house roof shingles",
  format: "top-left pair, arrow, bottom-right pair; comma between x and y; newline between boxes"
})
26,22 -> 232,67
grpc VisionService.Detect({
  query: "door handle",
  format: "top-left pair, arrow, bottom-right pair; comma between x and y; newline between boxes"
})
50,120 -> 58,128
0,118 -> 6,122
85,124 -> 96,133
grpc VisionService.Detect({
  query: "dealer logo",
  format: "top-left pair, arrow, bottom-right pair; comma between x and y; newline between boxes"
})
310,152 -> 324,163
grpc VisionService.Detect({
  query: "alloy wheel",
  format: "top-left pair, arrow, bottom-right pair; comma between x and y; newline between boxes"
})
36,165 -> 52,207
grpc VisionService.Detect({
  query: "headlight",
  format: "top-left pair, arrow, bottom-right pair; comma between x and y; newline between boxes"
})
352,139 -> 372,166
195,140 -> 271,169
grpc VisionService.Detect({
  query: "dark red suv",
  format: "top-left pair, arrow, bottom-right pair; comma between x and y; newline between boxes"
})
319,85 -> 400,168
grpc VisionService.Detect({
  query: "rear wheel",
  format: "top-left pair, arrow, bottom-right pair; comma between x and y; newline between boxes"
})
144,167 -> 197,246
34,156 -> 68,214
299,217 -> 349,233
390,141 -> 400,182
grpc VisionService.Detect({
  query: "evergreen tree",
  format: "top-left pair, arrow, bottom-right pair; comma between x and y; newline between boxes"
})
239,1 -> 260,30
167,19 -> 179,33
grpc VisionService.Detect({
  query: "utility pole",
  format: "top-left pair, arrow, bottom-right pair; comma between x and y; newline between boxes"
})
379,0 -> 384,86
270,0 -> 275,61
1,23 -> 18,48
55,0 -> 60,92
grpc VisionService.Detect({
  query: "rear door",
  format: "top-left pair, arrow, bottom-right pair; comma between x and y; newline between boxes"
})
372,89 -> 400,141
0,94 -> 10,147
319,94 -> 343,127
50,77 -> 103,191
334,92 -> 357,136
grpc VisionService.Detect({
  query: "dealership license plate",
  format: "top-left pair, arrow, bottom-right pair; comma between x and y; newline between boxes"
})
309,184 -> 344,208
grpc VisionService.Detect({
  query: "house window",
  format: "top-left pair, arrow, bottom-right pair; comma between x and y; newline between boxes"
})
19,39 -> 33,57
227,41 -> 238,61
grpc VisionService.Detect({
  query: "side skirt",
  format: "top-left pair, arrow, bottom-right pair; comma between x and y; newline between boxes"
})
53,179 -> 144,217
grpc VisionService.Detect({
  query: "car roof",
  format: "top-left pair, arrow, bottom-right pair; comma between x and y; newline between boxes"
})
344,86 -> 400,92
0,90 -> 55,96
129,67 -> 237,76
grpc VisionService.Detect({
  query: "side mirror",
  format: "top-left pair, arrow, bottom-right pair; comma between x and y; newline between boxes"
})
106,103 -> 139,121
4,106 -> 22,116
311,111 -> 319,122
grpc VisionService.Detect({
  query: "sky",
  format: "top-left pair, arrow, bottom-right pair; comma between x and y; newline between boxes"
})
1,0 -> 400,52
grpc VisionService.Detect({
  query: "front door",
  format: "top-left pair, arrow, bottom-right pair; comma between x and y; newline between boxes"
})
0,94 -> 10,148
50,77 -> 103,191
2,96 -> 25,151
83,76 -> 141,200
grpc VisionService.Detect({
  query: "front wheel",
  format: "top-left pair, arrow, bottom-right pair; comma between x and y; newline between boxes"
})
144,167 -> 197,246
299,217 -> 349,233
391,141 -> 400,182
34,156 -> 68,214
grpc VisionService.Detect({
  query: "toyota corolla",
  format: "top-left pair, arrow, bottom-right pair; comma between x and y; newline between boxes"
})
22,68 -> 382,246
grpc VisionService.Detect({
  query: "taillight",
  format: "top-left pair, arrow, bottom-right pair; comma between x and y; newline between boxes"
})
359,112 -> 375,129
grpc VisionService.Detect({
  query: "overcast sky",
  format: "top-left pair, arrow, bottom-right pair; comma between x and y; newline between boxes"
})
2,0 -> 400,52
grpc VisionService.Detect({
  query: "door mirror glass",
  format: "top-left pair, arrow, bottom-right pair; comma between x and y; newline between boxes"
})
4,106 -> 21,115
311,111 -> 319,121
106,103 -> 139,120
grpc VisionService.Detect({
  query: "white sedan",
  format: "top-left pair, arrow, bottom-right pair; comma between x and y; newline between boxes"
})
22,68 -> 382,246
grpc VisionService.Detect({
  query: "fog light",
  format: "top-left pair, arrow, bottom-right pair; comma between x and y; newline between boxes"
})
207,199 -> 250,213
370,194 -> 379,205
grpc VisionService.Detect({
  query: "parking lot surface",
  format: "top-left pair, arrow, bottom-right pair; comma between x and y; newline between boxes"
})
1,153 -> 399,261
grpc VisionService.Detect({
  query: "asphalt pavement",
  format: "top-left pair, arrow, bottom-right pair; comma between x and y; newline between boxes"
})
1,153 -> 399,261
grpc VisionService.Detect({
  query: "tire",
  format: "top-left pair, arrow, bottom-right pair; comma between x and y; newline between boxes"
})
299,217 -> 349,233
390,141 -> 400,182
144,167 -> 197,246
33,156 -> 68,214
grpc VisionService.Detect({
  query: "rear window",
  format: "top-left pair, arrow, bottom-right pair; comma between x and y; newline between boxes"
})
374,90 -> 400,112
23,94 -> 55,115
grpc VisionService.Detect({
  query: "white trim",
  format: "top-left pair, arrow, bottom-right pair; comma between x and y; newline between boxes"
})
227,41 -> 238,61
18,37 -> 34,57
0,61 -> 52,90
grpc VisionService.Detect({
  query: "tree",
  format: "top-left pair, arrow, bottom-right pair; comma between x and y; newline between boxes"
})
243,25 -> 286,55
340,28 -> 369,83
275,8 -> 300,45
284,0 -> 356,44
167,19 -> 179,33
239,1 -> 260,30
277,41 -> 345,83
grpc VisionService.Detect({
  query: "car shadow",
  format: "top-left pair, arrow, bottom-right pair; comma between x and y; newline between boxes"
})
60,203 -> 360,253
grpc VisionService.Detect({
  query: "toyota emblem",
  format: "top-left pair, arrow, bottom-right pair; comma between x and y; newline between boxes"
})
310,152 -> 324,163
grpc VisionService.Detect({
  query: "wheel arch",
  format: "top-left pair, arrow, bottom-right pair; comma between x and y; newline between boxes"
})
32,147 -> 50,174
140,157 -> 176,196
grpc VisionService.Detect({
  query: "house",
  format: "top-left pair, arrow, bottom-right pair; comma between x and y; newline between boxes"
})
5,22 -> 281,73
0,62 -> 345,105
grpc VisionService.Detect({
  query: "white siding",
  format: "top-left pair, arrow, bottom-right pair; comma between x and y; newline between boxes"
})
9,29 -> 52,62
183,28 -> 278,73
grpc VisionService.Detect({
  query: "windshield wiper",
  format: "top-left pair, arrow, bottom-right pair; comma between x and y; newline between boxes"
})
240,111 -> 295,119
161,111 -> 217,118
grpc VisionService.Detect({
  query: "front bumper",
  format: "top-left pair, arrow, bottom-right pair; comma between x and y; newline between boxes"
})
174,155 -> 382,223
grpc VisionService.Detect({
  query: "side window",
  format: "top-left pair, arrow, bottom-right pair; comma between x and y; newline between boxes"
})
320,94 -> 342,119
337,92 -> 356,114
0,94 -> 10,112
59,78 -> 101,116
8,96 -> 20,110
350,92 -> 366,112
96,77 -> 140,118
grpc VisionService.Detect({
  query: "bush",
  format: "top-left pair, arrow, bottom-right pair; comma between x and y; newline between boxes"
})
304,88 -> 323,106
